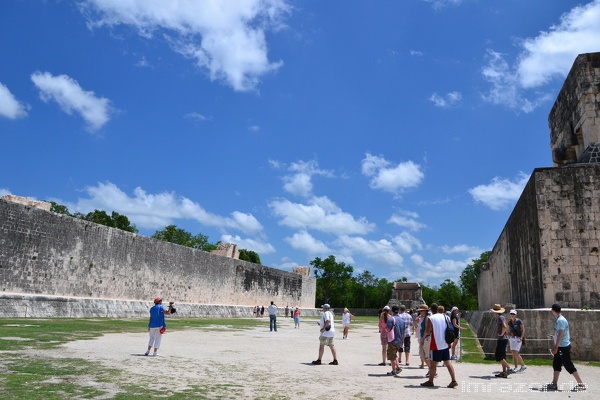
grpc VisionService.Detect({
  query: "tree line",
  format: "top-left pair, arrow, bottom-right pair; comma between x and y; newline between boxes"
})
312,252 -> 490,311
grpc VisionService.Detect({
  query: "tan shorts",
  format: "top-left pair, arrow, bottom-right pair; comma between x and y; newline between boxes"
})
419,335 -> 431,360
319,336 -> 334,346
387,343 -> 401,360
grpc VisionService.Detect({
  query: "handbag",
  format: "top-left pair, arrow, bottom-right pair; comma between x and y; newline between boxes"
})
387,317 -> 396,343
444,317 -> 455,344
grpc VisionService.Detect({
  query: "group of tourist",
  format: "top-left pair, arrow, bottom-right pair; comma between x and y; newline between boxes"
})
379,303 -> 458,387
142,297 -> 586,392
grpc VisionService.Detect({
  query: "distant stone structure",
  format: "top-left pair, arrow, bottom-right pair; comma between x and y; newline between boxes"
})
210,242 -> 240,259
479,53 -> 600,310
388,282 -> 424,310
0,197 -> 316,316
0,194 -> 51,211
292,266 -> 311,277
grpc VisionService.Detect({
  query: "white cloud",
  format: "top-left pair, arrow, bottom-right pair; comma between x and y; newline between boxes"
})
422,0 -> 463,10
410,253 -> 467,282
361,153 -> 424,194
30,72 -> 113,131
387,212 -> 427,232
468,172 -> 530,210
334,235 -> 404,267
0,188 -> 12,197
441,244 -> 483,256
284,230 -> 331,255
481,50 -> 552,113
69,181 -> 263,233
220,234 -> 275,254
269,196 -> 375,235
248,125 -> 260,132
81,0 -> 291,91
392,232 -> 423,254
481,1 -> 600,112
517,0 -> 600,88
410,50 -> 423,57
0,83 -> 28,119
429,91 -> 462,108
281,160 -> 333,197
185,112 -> 211,122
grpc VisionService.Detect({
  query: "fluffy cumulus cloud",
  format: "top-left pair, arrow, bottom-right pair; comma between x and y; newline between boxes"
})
284,230 -> 331,255
481,1 -> 600,112
221,234 -> 275,254
392,232 -> 422,254
361,153 -> 424,194
429,91 -> 462,108
441,244 -> 483,256
0,83 -> 28,119
468,172 -> 530,210
334,235 -> 404,267
70,181 -> 263,233
387,211 -> 427,232
80,0 -> 290,91
30,72 -> 113,131
281,160 -> 333,197
0,188 -> 11,196
410,253 -> 468,281
269,196 -> 375,235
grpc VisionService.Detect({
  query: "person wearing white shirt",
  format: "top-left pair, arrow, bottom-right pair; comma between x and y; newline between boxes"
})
312,304 -> 338,365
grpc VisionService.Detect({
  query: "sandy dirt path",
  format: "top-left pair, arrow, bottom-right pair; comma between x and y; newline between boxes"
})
44,316 -> 598,399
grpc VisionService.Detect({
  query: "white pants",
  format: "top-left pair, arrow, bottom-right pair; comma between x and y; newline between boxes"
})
148,327 -> 163,349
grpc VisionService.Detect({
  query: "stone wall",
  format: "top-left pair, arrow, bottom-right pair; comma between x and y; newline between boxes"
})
549,52 -> 600,165
0,199 -> 316,313
464,309 -> 599,361
479,165 -> 600,310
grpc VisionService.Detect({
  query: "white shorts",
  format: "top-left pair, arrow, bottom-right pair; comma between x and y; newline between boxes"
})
342,323 -> 350,328
148,327 -> 163,349
509,336 -> 522,351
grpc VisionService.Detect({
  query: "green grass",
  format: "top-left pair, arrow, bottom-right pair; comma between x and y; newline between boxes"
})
459,318 -> 552,366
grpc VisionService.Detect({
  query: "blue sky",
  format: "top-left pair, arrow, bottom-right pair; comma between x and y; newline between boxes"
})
2,0 -> 600,286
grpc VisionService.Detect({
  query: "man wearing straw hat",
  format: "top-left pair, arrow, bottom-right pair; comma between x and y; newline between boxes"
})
490,304 -> 511,378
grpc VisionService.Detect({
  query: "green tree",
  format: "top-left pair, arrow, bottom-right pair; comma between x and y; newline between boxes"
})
49,201 -> 71,215
437,279 -> 462,308
239,249 -> 261,264
152,225 -> 214,251
82,210 -> 138,233
460,250 -> 490,310
311,255 -> 354,307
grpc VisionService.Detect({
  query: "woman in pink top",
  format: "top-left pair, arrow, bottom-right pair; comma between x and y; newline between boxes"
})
378,306 -> 390,366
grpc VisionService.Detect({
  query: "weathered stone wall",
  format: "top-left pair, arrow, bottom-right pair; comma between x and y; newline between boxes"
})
479,165 -> 600,310
549,52 -> 600,165
0,199 -> 316,312
464,309 -> 600,361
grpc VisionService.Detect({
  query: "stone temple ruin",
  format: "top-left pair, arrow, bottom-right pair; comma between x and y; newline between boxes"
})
478,52 -> 600,310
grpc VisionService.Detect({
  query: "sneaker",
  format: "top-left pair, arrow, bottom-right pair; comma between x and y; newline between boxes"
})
543,383 -> 558,391
152,353 -> 159,357
571,383 -> 586,392
396,366 -> 402,373
405,363 -> 409,366
507,368 -> 516,375
311,359 -> 322,365
419,365 -> 425,369
494,372 -> 508,378
451,355 -> 458,360
378,362 -> 386,366
448,381 -> 458,389
387,370 -> 397,376
144,351 -> 149,356
329,360 -> 338,365
420,381 -> 434,387
519,366 -> 527,372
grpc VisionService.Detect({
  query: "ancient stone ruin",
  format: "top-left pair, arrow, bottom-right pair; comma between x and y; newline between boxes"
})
478,52 -> 600,311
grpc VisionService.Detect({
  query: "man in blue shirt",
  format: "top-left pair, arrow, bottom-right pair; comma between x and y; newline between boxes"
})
145,297 -> 173,356
543,304 -> 586,392
385,305 -> 405,376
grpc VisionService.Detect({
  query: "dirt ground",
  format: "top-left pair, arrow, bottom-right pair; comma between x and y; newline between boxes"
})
43,316 -> 598,399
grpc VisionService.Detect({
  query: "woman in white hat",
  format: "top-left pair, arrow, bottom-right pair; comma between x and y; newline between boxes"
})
508,309 -> 526,372
450,306 -> 467,360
